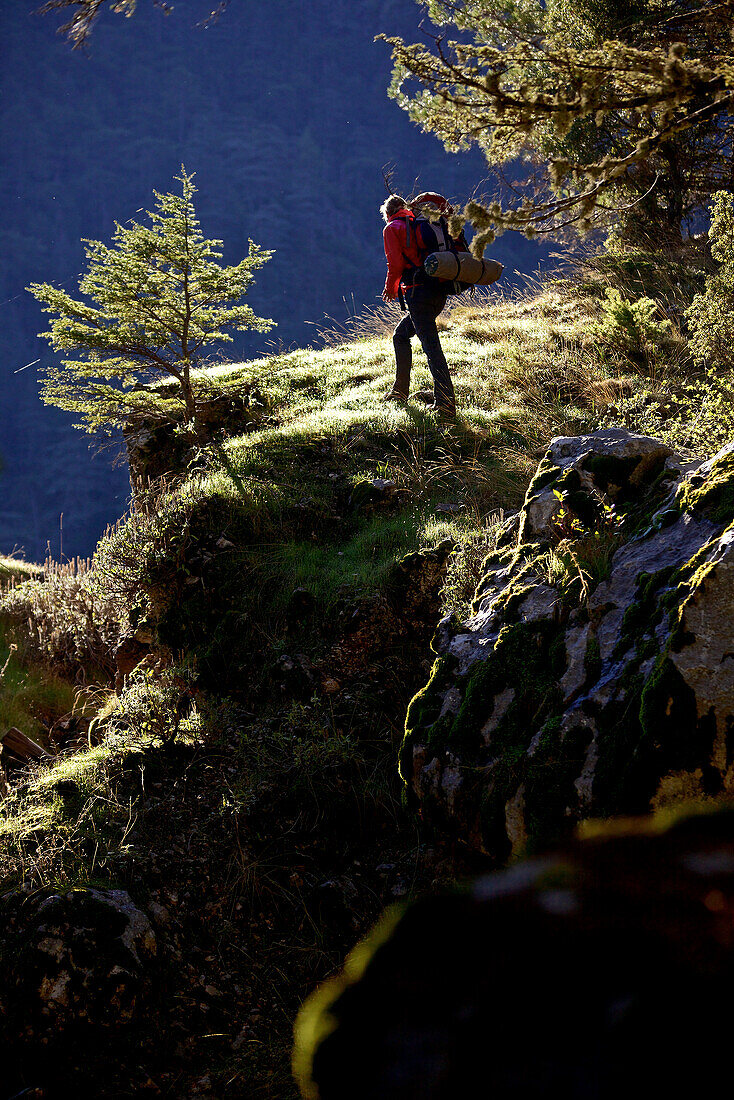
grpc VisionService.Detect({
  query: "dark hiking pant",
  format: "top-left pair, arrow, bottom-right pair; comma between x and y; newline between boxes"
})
392,284 -> 455,411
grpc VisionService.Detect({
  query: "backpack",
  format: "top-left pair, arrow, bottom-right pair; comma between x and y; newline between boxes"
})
401,213 -> 472,297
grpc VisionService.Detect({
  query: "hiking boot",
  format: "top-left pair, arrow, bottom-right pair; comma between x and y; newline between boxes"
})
412,388 -> 434,404
382,390 -> 408,404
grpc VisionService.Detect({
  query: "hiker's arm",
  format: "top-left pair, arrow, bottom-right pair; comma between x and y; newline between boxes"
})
382,223 -> 404,301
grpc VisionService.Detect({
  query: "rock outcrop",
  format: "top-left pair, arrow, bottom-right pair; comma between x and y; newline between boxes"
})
0,886 -> 156,1056
401,429 -> 734,857
124,387 -> 269,484
294,807 -> 734,1100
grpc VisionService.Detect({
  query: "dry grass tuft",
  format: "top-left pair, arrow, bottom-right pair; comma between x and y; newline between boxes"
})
1,559 -> 122,681
315,299 -> 402,346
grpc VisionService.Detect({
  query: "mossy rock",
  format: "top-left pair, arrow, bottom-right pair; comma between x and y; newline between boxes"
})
402,434 -> 734,860
679,442 -> 734,524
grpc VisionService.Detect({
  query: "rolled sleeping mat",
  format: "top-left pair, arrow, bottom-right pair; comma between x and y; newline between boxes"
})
424,251 -> 504,285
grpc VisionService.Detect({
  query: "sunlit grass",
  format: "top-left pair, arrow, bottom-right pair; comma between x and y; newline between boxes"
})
0,555 -> 43,588
0,270 -> 702,1098
0,725 -> 142,887
92,284 -> 632,656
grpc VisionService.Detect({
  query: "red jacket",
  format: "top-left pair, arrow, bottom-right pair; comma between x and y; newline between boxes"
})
382,193 -> 454,299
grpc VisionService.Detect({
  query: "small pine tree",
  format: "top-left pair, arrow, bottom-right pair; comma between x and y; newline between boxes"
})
28,168 -> 274,434
685,192 -> 734,373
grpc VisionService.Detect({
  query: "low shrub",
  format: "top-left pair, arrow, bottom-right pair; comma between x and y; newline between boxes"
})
595,287 -> 675,366
113,664 -> 198,746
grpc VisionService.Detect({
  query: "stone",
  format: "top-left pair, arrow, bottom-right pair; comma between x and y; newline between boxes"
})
294,807 -> 734,1100
0,886 -> 156,1054
349,478 -> 398,513
519,427 -> 674,543
401,430 -> 734,857
274,653 -> 316,698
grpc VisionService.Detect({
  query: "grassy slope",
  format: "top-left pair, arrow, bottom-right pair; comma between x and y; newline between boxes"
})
126,285 -> 612,645
0,622 -> 77,744
1,559 -> 80,744
0,276 -> 691,1096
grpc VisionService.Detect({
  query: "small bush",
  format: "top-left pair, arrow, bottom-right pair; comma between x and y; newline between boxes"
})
113,665 -> 198,746
595,287 -> 673,363
572,244 -> 709,310
536,530 -> 622,604
610,372 -> 734,455
686,192 -> 734,373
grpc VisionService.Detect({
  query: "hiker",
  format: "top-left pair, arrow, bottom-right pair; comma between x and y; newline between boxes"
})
381,191 -> 461,419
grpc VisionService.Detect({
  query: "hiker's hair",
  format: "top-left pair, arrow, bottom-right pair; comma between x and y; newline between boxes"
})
381,194 -> 406,222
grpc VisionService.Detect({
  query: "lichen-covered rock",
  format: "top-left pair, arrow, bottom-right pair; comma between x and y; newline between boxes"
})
402,429 -> 734,856
0,886 -> 156,1048
294,807 -> 734,1100
519,426 -> 675,543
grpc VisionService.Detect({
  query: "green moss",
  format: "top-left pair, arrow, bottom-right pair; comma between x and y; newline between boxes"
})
522,465 -> 583,526
557,468 -> 582,493
583,633 -> 601,689
472,545 -> 533,613
494,581 -> 538,623
404,619 -> 568,852
679,449 -> 734,524
612,524 -> 734,667
586,504 -> 734,817
400,656 -> 456,782
526,460 -> 561,494
455,622 -> 563,753
591,647 -> 718,818
524,718 -> 593,850
614,565 -> 678,659
638,656 -> 715,787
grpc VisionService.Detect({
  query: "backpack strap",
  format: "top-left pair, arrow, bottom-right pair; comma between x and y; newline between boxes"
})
435,216 -> 450,252
397,215 -> 420,274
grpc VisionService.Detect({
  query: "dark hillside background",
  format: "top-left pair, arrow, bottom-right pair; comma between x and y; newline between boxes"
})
0,0 -> 544,561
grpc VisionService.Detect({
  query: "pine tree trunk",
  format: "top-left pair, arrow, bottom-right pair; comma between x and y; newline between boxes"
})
180,358 -> 197,425
181,378 -> 197,423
